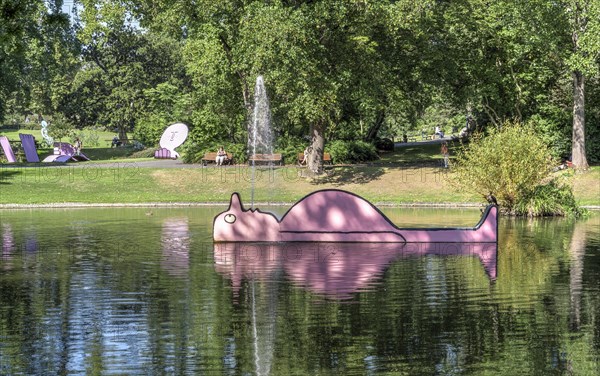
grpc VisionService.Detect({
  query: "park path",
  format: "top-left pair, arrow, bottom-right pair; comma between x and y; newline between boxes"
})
1,136 -> 452,169
394,135 -> 453,148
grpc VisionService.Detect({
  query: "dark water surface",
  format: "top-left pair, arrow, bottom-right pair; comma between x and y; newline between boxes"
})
0,207 -> 598,375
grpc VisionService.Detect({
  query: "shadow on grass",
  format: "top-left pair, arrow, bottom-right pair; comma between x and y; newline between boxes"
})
0,167 -> 23,184
310,166 -> 386,186
378,141 -> 460,165
83,147 -> 139,160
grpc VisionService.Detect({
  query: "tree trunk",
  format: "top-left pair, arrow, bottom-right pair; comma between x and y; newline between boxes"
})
307,121 -> 325,175
118,126 -> 128,142
572,70 -> 588,170
568,222 -> 586,331
364,110 -> 385,142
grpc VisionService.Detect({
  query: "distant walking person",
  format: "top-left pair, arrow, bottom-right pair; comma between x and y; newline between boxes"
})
300,146 -> 311,165
441,142 -> 449,168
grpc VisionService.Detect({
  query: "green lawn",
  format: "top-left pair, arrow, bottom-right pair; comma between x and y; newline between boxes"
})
0,128 -> 136,148
0,128 -> 146,162
572,166 -> 600,206
0,138 -> 598,207
0,164 -> 474,205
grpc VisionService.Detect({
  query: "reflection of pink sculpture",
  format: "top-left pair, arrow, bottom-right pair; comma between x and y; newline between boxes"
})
214,242 -> 497,299
214,190 -> 497,243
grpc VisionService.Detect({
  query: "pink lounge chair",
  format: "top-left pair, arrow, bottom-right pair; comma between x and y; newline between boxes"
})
18,134 -> 40,162
0,136 -> 17,163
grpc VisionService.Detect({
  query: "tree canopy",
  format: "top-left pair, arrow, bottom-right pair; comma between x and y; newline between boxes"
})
1,0 -> 598,166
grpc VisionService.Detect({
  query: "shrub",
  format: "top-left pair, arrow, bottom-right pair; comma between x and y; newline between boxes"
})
327,140 -> 379,164
452,122 -> 582,216
48,113 -> 75,142
375,137 -> 394,151
129,148 -> 157,158
134,114 -> 169,147
514,179 -> 587,217
275,137 -> 307,165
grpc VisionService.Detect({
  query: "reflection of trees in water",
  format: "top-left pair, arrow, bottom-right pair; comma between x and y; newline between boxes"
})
1,212 -> 599,374
493,216 -> 600,374
0,213 -> 197,374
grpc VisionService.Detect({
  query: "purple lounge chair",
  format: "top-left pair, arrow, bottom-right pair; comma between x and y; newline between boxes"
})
0,136 -> 17,163
42,142 -> 90,162
18,134 -> 40,162
56,142 -> 90,161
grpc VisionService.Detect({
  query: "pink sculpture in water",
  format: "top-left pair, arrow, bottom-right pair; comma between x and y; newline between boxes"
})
213,189 -> 497,243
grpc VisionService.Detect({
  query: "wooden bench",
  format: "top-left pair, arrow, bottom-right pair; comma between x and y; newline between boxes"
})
249,153 -> 283,165
202,152 -> 233,166
297,152 -> 333,165
202,152 -> 233,165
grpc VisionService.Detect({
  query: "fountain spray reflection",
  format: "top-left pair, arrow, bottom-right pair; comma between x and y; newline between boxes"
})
160,217 -> 190,277
249,75 -> 274,208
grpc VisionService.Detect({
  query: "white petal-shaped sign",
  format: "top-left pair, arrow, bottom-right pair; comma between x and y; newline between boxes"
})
159,123 -> 189,159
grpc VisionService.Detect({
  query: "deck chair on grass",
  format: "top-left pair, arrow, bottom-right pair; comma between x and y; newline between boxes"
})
18,134 -> 40,162
42,142 -> 91,162
0,136 -> 17,163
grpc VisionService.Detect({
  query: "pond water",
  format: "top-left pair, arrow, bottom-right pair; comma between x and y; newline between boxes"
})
0,207 -> 598,375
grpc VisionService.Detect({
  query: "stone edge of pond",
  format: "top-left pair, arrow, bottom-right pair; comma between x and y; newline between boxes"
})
0,201 -> 482,209
0,202 -> 598,210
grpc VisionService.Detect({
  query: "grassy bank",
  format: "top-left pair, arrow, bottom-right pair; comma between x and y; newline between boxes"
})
0,164 -> 468,204
1,163 -> 598,207
1,136 -> 598,207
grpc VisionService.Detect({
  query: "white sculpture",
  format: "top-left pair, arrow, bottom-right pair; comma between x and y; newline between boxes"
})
159,123 -> 188,159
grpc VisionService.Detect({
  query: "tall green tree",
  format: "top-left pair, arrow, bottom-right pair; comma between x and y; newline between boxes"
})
0,1 -> 78,122
64,0 -> 188,138
563,0 -> 600,169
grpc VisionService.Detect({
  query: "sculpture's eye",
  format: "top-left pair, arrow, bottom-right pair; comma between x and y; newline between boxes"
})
224,214 -> 236,224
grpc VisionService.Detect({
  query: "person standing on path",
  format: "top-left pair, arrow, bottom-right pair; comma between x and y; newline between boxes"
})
441,142 -> 449,168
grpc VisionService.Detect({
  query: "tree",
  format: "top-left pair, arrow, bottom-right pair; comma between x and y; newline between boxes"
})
452,122 -> 582,216
62,1 -> 188,138
564,0 -> 600,170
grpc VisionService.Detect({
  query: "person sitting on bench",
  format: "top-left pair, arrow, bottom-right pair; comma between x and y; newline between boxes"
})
216,146 -> 228,166
111,136 -> 122,148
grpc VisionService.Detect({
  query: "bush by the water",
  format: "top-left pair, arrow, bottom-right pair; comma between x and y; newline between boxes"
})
514,179 -> 587,217
452,122 -> 583,216
327,140 -> 379,164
